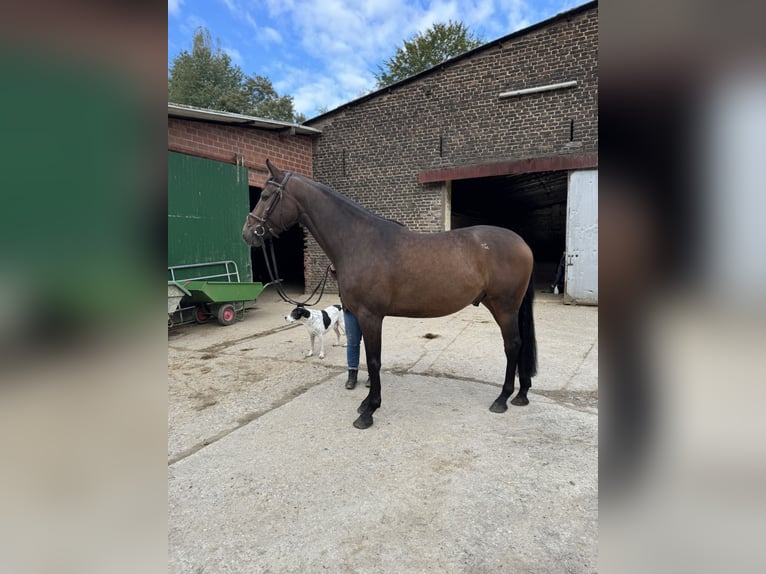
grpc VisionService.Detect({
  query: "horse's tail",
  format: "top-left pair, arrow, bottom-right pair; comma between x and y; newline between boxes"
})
517,269 -> 537,379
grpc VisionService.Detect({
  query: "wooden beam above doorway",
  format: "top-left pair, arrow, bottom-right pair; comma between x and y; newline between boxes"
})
418,153 -> 598,184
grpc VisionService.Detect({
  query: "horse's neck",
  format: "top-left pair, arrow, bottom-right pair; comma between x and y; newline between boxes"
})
294,182 -> 378,262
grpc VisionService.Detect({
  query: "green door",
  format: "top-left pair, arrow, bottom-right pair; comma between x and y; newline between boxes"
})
168,152 -> 251,281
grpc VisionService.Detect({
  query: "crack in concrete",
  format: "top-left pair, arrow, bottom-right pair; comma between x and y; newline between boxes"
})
410,319 -> 475,373
534,389 -> 599,414
388,368 -> 503,388
562,340 -> 596,390
168,323 -> 299,355
168,368 -> 340,466
385,370 -> 597,414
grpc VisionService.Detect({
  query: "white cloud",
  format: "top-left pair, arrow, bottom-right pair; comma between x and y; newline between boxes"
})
179,14 -> 209,40
261,27 -> 283,44
221,0 -> 259,32
169,0 -> 184,17
223,47 -> 243,64
496,0 -> 533,33
412,0 -> 460,34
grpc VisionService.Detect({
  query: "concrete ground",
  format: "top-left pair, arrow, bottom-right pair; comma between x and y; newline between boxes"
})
168,286 -> 598,573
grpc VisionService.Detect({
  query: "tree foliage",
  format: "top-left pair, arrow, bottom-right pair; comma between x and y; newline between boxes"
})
168,28 -> 305,123
374,21 -> 483,89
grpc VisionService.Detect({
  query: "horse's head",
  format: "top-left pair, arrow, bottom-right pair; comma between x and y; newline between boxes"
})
243,159 -> 300,247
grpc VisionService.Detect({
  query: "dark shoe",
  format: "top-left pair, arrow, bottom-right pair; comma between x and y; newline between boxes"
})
345,370 -> 358,389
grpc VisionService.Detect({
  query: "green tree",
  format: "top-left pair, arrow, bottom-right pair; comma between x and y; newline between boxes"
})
169,27 -> 304,123
168,28 -> 244,112
241,75 -> 306,123
374,21 -> 483,89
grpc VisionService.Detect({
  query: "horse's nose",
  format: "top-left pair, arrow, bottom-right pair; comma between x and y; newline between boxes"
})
242,223 -> 263,247
242,223 -> 254,243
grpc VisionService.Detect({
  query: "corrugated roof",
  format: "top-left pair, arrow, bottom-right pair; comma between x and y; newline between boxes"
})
168,103 -> 321,136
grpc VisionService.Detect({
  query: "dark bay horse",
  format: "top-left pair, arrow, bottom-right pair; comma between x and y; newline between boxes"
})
243,160 -> 537,429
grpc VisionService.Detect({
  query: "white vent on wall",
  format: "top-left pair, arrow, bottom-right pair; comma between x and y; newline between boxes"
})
499,80 -> 578,98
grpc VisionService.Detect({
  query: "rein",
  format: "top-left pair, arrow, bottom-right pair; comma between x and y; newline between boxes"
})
248,171 -> 330,307
260,239 -> 332,306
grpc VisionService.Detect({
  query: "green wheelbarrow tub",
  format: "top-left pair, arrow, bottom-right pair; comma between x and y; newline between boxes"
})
179,281 -> 267,304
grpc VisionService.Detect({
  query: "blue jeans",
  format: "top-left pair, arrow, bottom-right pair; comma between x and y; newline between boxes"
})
343,309 -> 363,370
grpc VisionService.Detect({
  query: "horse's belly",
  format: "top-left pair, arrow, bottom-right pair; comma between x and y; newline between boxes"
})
386,282 -> 478,318
387,304 -> 470,319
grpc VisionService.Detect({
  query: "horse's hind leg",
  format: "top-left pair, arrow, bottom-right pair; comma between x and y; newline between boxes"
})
512,376 -> 531,406
484,301 -> 521,413
354,314 -> 383,429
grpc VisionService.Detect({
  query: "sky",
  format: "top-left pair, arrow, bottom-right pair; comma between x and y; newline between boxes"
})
168,0 -> 585,119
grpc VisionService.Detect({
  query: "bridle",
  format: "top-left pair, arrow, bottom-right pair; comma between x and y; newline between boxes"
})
245,171 -> 331,307
245,171 -> 293,238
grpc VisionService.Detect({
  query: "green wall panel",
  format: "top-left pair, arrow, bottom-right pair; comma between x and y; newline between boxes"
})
168,152 -> 252,281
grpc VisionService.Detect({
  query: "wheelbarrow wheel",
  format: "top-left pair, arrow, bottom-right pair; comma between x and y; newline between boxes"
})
194,305 -> 210,324
216,303 -> 237,326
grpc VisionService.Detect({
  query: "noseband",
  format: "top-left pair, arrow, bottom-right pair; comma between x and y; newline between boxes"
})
246,171 -> 293,237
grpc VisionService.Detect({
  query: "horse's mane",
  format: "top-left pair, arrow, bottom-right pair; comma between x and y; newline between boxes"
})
296,175 -> 407,228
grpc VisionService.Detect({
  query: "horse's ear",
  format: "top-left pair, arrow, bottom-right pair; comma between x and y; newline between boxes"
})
266,159 -> 284,180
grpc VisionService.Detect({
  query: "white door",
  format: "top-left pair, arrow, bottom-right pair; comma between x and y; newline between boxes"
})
565,170 -> 598,304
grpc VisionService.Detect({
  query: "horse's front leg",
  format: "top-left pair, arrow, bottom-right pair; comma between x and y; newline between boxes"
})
354,315 -> 383,429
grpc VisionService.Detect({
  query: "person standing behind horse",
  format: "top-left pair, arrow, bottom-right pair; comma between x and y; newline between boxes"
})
330,264 -> 366,389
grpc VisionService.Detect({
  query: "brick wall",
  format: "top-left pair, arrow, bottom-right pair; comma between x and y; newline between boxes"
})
303,3 -> 598,291
168,117 -> 314,186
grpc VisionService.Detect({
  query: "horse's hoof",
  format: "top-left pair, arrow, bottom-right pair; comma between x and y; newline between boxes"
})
511,395 -> 529,406
489,400 -> 508,413
353,414 -> 373,429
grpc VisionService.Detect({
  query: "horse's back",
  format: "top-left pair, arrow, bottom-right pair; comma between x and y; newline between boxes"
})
432,225 -> 533,266
388,224 -> 532,278
453,224 -> 530,248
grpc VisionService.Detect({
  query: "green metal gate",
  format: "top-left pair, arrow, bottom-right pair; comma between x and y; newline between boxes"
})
168,152 -> 251,281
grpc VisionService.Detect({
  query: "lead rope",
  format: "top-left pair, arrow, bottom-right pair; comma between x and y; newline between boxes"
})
260,239 -> 331,306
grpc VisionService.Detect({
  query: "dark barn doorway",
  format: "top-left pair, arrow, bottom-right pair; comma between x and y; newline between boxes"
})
249,185 -> 305,290
451,171 -> 567,290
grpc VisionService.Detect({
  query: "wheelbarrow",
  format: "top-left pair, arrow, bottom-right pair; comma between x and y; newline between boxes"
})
177,280 -> 267,326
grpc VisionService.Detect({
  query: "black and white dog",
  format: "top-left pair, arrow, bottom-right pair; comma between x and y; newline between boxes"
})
284,304 -> 344,359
